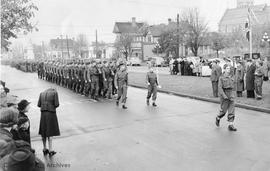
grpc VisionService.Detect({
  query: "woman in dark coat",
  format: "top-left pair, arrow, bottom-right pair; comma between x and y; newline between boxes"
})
37,88 -> 60,157
235,62 -> 245,97
245,60 -> 256,98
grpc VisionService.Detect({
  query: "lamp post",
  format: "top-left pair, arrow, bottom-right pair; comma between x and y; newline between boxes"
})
262,32 -> 270,57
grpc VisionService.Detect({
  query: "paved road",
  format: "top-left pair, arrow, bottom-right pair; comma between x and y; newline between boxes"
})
1,65 -> 270,171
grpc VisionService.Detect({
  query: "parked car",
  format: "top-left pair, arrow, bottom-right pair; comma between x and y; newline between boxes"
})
128,57 -> 142,66
150,57 -> 166,67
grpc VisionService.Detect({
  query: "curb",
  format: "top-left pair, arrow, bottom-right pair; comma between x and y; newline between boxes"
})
129,84 -> 270,114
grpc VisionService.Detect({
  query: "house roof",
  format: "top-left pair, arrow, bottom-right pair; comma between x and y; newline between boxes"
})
50,39 -> 74,46
147,24 -> 167,37
113,22 -> 144,34
219,4 -> 270,27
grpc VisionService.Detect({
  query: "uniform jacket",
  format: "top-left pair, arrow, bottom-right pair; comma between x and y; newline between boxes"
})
146,72 -> 158,85
102,67 -> 113,81
218,73 -> 236,100
37,88 -> 59,112
114,70 -> 128,87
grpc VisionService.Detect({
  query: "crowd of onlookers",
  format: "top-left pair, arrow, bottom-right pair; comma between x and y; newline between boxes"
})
0,80 -> 45,171
169,57 -> 207,76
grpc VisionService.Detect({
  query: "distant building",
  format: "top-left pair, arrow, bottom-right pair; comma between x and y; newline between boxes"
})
113,18 -> 214,60
49,38 -> 75,59
89,43 -> 115,59
219,0 -> 270,33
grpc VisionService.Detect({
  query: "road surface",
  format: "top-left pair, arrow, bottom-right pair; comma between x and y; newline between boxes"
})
1,65 -> 270,171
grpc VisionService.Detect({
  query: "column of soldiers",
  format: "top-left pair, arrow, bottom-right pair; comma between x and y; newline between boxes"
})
37,59 -> 129,107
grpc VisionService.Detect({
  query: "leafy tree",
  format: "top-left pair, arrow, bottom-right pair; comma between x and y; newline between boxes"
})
1,0 -> 38,50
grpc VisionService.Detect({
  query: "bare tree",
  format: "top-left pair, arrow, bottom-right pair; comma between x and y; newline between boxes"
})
75,34 -> 89,57
114,34 -> 133,60
180,8 -> 208,56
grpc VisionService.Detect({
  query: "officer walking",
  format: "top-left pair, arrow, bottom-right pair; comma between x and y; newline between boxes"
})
215,64 -> 237,131
114,64 -> 128,109
146,66 -> 159,107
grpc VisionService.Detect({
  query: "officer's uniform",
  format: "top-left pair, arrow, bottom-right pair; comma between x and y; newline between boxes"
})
102,64 -> 113,98
114,66 -> 128,105
84,63 -> 91,96
146,71 -> 158,104
89,64 -> 100,99
254,64 -> 264,99
217,71 -> 236,123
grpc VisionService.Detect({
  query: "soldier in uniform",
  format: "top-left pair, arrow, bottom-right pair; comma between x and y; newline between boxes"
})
89,61 -> 100,100
84,62 -> 91,97
102,61 -> 113,99
114,64 -> 128,109
67,63 -> 73,90
210,60 -> 222,97
254,60 -> 264,100
146,66 -> 159,107
215,64 -> 237,131
78,61 -> 85,95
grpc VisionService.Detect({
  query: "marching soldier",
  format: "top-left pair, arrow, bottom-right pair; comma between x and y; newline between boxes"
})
89,61 -> 100,100
215,64 -> 237,131
102,61 -> 113,99
114,63 -> 128,109
84,62 -> 91,97
78,61 -> 85,95
146,66 -> 159,107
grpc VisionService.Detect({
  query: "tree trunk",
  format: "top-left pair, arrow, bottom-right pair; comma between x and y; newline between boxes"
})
216,50 -> 219,58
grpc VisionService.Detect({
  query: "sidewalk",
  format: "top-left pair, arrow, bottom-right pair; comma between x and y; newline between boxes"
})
128,72 -> 270,113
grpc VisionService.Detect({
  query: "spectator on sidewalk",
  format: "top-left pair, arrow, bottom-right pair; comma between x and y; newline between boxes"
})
246,59 -> 256,98
10,100 -> 32,146
254,60 -> 264,100
0,107 -> 45,171
37,88 -> 60,157
263,57 -> 270,81
235,61 -> 245,97
210,60 -> 221,97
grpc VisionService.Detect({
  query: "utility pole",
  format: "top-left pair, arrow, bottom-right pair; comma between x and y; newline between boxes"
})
42,41 -> 45,59
95,29 -> 98,58
66,35 -> 70,59
60,35 -> 64,59
177,13 -> 180,58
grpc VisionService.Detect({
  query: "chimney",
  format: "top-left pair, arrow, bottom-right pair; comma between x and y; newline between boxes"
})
132,17 -> 136,27
168,18 -> 172,24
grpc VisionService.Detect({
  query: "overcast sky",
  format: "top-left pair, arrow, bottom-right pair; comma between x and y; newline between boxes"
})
12,0 -> 269,47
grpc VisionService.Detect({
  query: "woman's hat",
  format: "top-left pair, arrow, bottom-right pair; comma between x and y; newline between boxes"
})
0,107 -> 19,127
17,100 -> 30,111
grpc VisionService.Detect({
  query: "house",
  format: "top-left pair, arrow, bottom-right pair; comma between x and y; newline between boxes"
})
113,17 -> 146,60
49,38 -> 75,59
219,0 -> 270,33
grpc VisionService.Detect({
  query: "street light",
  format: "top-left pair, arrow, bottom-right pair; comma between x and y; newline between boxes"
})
262,32 -> 270,57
